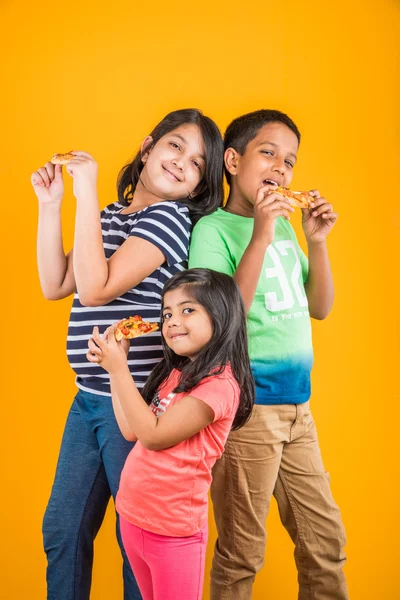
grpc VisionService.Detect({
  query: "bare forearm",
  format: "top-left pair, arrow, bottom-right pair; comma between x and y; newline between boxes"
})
37,204 -> 72,299
305,241 -> 334,319
110,366 -> 159,447
111,388 -> 138,442
234,239 -> 268,313
73,195 -> 108,304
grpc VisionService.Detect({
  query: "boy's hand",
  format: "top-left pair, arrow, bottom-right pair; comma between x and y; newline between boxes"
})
87,325 -> 130,374
302,190 -> 338,243
31,162 -> 64,205
65,151 -> 98,201
252,185 -> 295,246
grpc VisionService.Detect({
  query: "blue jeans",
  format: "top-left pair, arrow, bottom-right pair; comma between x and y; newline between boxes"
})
42,389 -> 142,600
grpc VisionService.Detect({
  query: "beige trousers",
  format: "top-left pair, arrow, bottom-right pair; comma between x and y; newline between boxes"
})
210,402 -> 348,600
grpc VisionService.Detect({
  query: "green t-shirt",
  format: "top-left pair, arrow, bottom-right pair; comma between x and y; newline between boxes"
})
188,208 -> 313,405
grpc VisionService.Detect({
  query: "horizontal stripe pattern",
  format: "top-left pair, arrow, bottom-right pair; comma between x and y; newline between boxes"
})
67,201 -> 192,395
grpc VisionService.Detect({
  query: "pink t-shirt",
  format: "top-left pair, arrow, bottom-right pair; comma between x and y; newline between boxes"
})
116,365 -> 239,536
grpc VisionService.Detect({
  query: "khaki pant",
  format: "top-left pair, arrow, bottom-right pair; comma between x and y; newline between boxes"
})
210,402 -> 348,600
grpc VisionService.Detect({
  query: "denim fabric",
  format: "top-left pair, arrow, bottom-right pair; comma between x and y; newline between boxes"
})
43,389 -> 142,600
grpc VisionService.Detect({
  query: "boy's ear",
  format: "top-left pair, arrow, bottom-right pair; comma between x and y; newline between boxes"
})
224,147 -> 240,176
141,136 -> 154,164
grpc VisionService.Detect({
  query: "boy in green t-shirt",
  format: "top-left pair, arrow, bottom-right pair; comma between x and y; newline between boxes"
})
189,110 -> 348,599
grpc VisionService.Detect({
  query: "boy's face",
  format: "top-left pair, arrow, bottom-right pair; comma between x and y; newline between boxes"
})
226,122 -> 299,205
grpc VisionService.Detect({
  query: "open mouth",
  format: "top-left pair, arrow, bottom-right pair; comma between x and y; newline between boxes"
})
263,179 -> 279,187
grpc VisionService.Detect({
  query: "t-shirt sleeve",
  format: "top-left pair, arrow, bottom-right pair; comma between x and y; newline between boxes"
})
129,203 -> 192,267
100,201 -> 121,217
189,374 -> 238,422
188,221 -> 235,276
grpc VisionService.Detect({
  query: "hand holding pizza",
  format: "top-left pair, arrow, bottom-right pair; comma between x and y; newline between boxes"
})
87,326 -> 130,374
251,184 -> 295,247
31,161 -> 64,206
63,151 -> 99,202
301,190 -> 338,243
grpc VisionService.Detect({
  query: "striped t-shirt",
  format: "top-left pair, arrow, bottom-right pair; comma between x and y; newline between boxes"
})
67,201 -> 192,396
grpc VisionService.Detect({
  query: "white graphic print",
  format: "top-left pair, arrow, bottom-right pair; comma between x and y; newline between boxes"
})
150,391 -> 175,417
264,241 -> 308,312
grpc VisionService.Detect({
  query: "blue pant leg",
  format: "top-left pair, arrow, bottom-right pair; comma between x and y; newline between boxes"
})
42,393 -> 111,600
84,391 -> 142,600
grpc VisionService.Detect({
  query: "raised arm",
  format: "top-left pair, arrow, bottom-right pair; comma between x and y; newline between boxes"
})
302,191 -> 337,320
189,186 -> 293,313
66,152 -> 185,306
87,327 -> 214,450
32,162 -> 76,300
111,388 -> 138,442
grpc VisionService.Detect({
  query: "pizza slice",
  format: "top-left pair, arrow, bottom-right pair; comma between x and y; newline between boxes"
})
51,152 -> 75,165
275,186 -> 314,209
115,315 -> 159,341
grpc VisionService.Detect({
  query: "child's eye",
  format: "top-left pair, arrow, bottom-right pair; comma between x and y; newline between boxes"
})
285,160 -> 294,168
192,160 -> 201,170
162,312 -> 172,321
182,307 -> 194,314
170,142 -> 181,150
261,150 -> 273,156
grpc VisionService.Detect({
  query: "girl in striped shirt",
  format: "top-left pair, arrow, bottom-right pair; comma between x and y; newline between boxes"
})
31,109 -> 224,600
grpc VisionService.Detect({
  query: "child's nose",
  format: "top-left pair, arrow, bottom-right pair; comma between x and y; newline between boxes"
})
168,315 -> 181,327
171,157 -> 184,170
273,161 -> 286,175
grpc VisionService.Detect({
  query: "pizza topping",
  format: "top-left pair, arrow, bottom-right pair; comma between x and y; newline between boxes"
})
274,186 -> 313,209
114,316 -> 159,341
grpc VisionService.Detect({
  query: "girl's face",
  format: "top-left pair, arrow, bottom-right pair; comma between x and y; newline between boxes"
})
162,286 -> 213,360
140,124 -> 206,201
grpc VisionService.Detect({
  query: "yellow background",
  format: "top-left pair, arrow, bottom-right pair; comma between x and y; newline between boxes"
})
1,0 -> 398,598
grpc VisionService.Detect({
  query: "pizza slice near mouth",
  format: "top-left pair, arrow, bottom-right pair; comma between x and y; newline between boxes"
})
275,186 -> 314,209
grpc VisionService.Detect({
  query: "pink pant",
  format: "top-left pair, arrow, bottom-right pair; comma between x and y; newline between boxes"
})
120,516 -> 208,600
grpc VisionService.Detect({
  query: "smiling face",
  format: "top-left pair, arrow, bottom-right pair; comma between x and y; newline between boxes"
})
162,286 -> 214,360
140,123 -> 206,201
225,121 -> 299,208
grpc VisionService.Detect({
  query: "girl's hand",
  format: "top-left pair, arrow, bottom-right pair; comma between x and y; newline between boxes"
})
65,151 -> 98,201
86,325 -> 130,374
252,185 -> 295,247
31,162 -> 64,205
302,190 -> 338,244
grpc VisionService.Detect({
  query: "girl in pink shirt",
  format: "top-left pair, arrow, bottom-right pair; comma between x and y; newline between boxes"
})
87,268 -> 255,600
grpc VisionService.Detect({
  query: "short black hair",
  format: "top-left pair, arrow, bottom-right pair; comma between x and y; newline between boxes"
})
117,109 -> 224,223
142,268 -> 255,430
224,109 -> 301,184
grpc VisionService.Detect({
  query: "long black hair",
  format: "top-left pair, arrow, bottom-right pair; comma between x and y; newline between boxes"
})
117,109 -> 224,223
142,268 -> 255,430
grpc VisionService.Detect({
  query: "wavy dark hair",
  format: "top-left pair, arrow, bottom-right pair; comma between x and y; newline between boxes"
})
142,268 -> 255,430
117,109 -> 224,223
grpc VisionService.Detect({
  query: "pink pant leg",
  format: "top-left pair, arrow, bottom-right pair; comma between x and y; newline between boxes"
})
143,523 -> 208,600
120,517 -> 154,600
